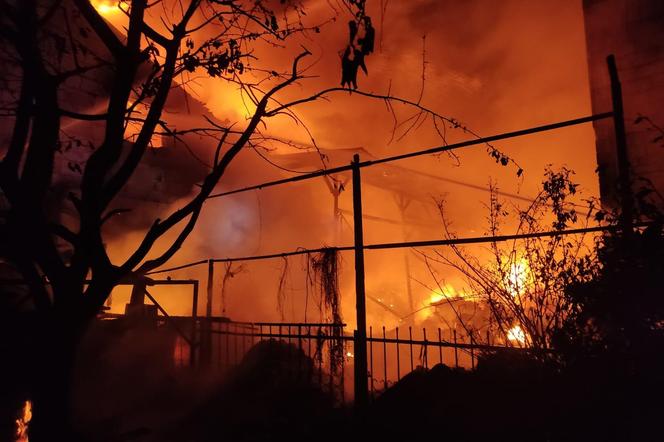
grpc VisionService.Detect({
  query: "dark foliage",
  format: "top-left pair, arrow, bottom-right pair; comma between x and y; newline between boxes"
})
555,220 -> 664,371
360,353 -> 663,442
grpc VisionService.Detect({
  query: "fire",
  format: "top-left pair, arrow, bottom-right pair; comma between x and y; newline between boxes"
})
416,285 -> 472,322
92,1 -> 122,16
506,325 -> 527,346
429,291 -> 445,305
419,287 -> 452,322
15,400 -> 32,442
428,284 -> 469,305
505,257 -> 531,297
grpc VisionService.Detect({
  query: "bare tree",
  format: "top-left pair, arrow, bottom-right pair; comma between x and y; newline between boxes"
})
417,168 -> 598,353
0,0 -> 525,438
0,0 -> 354,438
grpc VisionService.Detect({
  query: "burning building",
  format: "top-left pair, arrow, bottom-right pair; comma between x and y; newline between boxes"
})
5,2 -> 664,439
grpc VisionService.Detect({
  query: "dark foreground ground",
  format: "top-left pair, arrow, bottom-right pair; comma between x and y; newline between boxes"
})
3,333 -> 664,442
182,341 -> 662,442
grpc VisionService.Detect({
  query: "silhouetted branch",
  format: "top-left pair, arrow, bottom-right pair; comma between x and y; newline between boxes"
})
126,50 -> 312,274
265,86 -> 520,171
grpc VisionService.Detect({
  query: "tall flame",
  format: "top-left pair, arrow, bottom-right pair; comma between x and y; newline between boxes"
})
505,258 -> 531,297
15,400 -> 32,442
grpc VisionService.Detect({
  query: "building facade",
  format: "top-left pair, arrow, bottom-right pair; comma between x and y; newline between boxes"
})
583,0 -> 664,210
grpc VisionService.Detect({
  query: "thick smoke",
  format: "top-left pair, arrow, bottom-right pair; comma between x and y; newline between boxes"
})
98,0 -> 598,330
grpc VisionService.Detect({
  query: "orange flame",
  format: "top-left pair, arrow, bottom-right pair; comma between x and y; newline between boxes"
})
506,325 -> 527,346
15,400 -> 32,442
92,0 -> 122,16
504,257 -> 531,297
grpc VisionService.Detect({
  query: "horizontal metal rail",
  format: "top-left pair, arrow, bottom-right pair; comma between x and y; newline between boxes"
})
0,278 -> 200,285
208,112 -> 612,199
127,221 -> 652,275
206,328 -> 542,353
205,222 -> 638,264
203,319 -> 346,327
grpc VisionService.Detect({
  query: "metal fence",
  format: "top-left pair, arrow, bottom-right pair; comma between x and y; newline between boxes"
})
198,318 -> 349,401
193,318 -> 531,402
363,326 -> 535,397
1,55 -> 630,407
4,275 -> 538,402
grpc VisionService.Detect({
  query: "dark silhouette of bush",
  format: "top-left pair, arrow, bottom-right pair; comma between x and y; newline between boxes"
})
174,340 -> 341,442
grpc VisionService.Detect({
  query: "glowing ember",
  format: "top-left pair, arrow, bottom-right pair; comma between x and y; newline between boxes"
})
507,325 -> 527,346
346,351 -> 354,358
15,400 -> 32,442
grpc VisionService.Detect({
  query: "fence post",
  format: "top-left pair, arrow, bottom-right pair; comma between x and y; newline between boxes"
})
396,327 -> 401,380
199,260 -> 215,366
190,280 -> 199,367
352,154 -> 369,408
607,54 -> 633,235
206,259 -> 214,317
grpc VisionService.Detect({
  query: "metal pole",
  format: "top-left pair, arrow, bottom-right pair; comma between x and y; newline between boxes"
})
409,326 -> 414,371
190,281 -> 199,367
607,54 -> 633,234
422,328 -> 428,369
438,328 -> 443,365
396,327 -> 401,380
200,260 -> 215,366
352,154 -> 369,408
206,259 -> 214,317
395,195 -> 414,312
382,326 -> 388,390
369,327 -> 374,398
453,329 -> 458,368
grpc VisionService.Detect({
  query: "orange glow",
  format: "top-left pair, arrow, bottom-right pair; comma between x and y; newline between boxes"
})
429,285 -> 470,304
91,1 -> 597,329
202,87 -> 257,124
173,334 -> 191,367
15,400 -> 32,442
507,325 -> 527,346
505,258 -> 531,297
123,118 -> 164,148
417,285 -> 473,322
92,1 -> 122,16
429,290 -> 445,305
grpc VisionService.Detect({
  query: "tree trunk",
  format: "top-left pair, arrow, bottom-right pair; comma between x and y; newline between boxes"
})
28,314 -> 86,442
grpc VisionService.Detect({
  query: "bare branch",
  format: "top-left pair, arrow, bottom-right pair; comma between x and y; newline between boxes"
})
124,50 -> 312,274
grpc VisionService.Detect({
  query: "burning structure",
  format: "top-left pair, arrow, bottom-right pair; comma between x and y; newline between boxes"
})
2,1 -> 664,440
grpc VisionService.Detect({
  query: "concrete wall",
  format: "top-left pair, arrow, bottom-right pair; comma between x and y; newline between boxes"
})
583,0 -> 664,209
